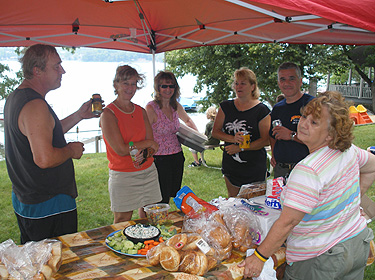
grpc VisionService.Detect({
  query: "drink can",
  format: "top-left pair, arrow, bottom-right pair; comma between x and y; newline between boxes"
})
239,131 -> 251,149
272,119 -> 282,128
91,93 -> 102,115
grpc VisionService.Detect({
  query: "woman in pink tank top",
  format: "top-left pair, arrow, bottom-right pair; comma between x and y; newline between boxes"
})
146,71 -> 198,204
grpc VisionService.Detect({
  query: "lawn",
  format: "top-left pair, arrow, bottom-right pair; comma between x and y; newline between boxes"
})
0,123 -> 374,278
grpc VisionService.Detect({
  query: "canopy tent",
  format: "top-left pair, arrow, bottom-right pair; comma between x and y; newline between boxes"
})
0,0 -> 375,55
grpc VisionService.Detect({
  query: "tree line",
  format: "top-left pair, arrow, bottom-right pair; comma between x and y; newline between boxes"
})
165,44 -> 375,110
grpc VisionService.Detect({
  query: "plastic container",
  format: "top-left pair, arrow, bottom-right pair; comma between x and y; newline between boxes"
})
123,224 -> 161,243
144,203 -> 170,225
129,141 -> 141,168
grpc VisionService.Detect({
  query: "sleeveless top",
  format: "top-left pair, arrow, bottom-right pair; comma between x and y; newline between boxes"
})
4,88 -> 77,204
103,102 -> 153,172
220,100 -> 270,184
147,101 -> 182,155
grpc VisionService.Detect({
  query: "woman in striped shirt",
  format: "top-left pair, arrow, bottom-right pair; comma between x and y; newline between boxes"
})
240,91 -> 375,280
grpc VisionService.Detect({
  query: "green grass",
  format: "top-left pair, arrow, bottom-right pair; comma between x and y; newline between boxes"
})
0,123 -> 374,278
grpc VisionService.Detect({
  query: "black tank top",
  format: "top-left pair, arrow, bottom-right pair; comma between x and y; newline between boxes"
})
4,88 -> 77,204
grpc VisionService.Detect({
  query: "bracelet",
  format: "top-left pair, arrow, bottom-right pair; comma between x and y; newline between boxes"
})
254,248 -> 268,262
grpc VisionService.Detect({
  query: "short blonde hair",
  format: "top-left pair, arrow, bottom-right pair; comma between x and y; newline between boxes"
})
206,106 -> 217,121
113,65 -> 144,94
232,67 -> 260,99
301,91 -> 353,152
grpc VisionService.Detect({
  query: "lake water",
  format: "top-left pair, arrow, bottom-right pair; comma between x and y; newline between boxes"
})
0,60 -> 208,155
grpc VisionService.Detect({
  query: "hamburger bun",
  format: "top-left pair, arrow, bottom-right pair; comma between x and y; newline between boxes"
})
166,233 -> 188,250
147,242 -> 166,266
179,250 -> 200,275
159,246 -> 180,272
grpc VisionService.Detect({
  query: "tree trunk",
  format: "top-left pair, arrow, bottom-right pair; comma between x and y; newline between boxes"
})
309,78 -> 318,97
372,82 -> 375,113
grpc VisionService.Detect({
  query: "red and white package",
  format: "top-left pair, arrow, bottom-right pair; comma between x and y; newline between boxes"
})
265,177 -> 285,210
265,177 -> 285,200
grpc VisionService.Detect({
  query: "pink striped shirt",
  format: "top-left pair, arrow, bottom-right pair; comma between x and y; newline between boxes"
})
281,145 -> 369,263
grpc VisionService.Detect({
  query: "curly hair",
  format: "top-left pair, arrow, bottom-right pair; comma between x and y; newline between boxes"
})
113,65 -> 145,94
153,71 -> 181,110
301,91 -> 354,152
231,67 -> 260,99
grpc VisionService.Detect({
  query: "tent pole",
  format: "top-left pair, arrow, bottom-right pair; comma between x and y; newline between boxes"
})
152,50 -> 156,78
164,52 -> 166,70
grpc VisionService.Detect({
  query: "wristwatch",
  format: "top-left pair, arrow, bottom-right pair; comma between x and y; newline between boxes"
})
291,131 -> 297,141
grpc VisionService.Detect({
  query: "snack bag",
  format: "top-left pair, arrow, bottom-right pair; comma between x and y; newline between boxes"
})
265,177 -> 285,210
174,186 -> 218,218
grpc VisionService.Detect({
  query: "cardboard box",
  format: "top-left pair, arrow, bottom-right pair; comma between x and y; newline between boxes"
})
361,194 -> 375,223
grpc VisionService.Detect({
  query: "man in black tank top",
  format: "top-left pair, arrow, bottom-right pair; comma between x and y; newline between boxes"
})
4,44 -> 100,244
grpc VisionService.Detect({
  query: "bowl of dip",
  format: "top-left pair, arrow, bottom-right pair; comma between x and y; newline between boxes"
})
123,223 -> 161,243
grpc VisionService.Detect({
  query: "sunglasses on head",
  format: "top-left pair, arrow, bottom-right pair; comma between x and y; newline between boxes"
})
160,84 -> 176,89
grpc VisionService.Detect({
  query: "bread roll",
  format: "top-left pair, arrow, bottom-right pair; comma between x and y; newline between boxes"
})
211,211 -> 226,226
206,255 -> 218,271
40,264 -> 53,280
47,255 -> 62,273
159,246 -> 180,272
216,243 -> 232,261
166,233 -> 188,250
147,243 -> 166,266
271,247 -> 286,268
238,234 -> 254,252
195,250 -> 208,276
232,222 -> 249,248
208,224 -> 231,248
32,272 -> 45,280
51,242 -> 62,256
182,234 -> 202,251
0,264 -> 9,280
179,250 -> 200,275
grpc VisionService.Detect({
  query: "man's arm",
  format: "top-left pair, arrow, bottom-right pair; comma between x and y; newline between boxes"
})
60,100 -> 98,133
19,99 -> 84,169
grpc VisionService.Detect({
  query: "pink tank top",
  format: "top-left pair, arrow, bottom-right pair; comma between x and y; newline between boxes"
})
148,101 -> 182,155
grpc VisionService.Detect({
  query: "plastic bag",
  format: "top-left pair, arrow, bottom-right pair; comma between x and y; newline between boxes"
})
246,249 -> 277,280
173,186 -> 218,218
146,232 -> 220,276
238,181 -> 267,199
0,239 -> 62,280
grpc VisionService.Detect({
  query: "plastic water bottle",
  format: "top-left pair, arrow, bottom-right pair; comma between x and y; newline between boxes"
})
129,141 -> 140,168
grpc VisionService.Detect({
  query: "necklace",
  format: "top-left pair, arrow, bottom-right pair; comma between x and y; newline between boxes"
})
114,100 -> 135,117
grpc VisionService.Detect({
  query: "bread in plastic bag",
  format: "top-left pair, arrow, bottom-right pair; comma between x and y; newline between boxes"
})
147,232 -> 220,276
0,239 -> 62,280
237,181 -> 266,199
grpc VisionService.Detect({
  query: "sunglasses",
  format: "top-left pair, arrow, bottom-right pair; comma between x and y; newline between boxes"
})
160,84 -> 176,89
